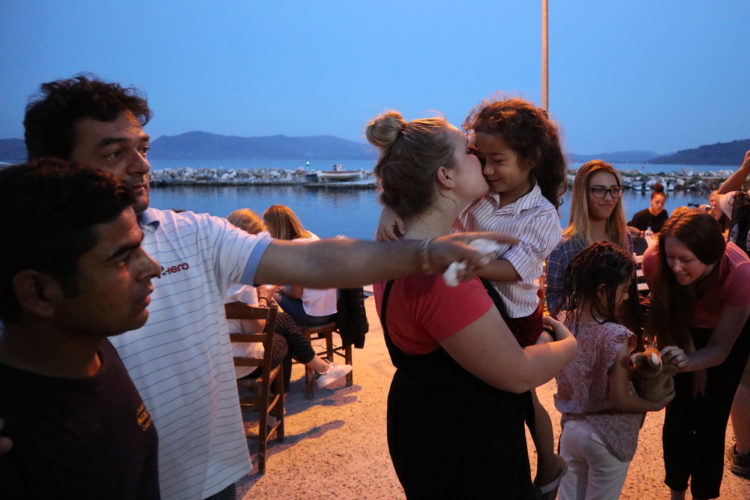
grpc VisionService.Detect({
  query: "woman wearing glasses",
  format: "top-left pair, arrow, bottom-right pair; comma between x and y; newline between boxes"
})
545,160 -> 634,319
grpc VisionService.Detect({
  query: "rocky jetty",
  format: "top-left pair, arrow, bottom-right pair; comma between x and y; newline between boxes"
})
150,166 -> 376,187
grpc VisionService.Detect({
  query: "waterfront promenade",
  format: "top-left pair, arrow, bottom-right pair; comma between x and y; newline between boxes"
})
236,296 -> 749,499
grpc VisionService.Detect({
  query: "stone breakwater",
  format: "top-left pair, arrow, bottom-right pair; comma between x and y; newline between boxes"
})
150,166 -> 375,186
150,165 -> 736,193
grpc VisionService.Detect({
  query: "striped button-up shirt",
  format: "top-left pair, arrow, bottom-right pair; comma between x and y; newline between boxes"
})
453,184 -> 562,317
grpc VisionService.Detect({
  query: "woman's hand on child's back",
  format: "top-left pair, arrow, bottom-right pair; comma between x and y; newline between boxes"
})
543,315 -> 572,341
376,206 -> 405,241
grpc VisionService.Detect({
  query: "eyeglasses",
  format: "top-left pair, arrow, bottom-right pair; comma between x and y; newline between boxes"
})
589,186 -> 623,199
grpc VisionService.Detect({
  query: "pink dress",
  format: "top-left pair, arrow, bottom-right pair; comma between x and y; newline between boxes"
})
554,319 -> 644,461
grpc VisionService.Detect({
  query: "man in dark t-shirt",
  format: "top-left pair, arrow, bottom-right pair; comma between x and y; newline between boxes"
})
0,161 -> 162,499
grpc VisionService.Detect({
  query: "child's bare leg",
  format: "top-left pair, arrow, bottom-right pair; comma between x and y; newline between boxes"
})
531,388 -> 562,485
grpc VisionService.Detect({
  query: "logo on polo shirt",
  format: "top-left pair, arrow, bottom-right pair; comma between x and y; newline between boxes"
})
136,403 -> 153,431
161,262 -> 190,276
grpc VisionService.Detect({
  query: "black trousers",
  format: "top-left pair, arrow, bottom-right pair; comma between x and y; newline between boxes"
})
663,322 -> 750,498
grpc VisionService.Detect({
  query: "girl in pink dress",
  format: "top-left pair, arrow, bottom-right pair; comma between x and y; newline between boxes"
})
555,242 -> 673,500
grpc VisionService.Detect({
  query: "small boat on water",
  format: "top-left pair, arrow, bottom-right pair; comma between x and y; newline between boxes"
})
317,170 -> 362,182
307,164 -> 363,183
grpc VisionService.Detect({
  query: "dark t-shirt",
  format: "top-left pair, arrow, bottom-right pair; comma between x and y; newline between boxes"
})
0,340 -> 160,500
628,208 -> 668,233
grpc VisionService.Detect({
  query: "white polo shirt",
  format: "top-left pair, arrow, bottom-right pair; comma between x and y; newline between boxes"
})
110,208 -> 272,500
453,185 -> 562,317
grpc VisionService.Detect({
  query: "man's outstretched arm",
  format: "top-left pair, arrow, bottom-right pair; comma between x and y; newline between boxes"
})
253,232 -> 518,288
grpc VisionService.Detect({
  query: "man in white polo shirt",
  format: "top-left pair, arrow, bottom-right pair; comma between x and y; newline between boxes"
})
20,76 -> 509,500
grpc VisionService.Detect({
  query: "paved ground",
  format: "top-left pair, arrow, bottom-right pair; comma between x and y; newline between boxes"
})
236,296 -> 750,499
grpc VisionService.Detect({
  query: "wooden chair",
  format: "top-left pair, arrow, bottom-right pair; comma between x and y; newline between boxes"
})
224,302 -> 284,474
302,321 -> 354,398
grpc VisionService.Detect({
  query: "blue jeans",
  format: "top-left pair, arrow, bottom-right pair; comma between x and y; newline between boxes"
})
277,294 -> 335,327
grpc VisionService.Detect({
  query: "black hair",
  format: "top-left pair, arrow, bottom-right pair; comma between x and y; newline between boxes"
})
463,97 -> 567,208
562,241 -> 635,328
0,158 -> 133,323
651,182 -> 666,200
24,74 -> 152,160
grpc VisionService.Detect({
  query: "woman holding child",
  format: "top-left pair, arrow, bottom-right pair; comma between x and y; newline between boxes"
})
367,110 -> 577,498
643,210 -> 750,500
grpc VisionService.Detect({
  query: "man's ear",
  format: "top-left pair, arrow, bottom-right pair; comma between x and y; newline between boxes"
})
435,166 -> 454,189
12,270 -> 63,318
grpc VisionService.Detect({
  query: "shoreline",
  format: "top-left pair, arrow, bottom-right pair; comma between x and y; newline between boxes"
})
150,166 -> 737,193
150,167 -> 377,188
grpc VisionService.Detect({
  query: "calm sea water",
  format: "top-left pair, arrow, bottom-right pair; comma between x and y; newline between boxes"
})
149,159 -> 728,240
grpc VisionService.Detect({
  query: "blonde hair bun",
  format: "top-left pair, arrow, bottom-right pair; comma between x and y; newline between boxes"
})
366,111 -> 407,150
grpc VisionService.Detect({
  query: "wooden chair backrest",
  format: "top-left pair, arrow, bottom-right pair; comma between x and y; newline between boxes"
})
224,301 -> 278,377
223,301 -> 284,474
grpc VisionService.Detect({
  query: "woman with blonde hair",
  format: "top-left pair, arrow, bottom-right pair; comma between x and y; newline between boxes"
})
263,204 -> 339,329
263,204 -> 310,241
545,160 -> 632,319
227,208 -> 266,236
368,110 -> 577,498
226,208 -> 352,389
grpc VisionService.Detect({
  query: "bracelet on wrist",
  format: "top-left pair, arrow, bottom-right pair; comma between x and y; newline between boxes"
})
420,237 -> 434,274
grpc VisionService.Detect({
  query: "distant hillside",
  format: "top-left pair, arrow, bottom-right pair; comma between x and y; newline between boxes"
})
2,133 -> 746,165
651,139 -> 750,166
149,131 -> 377,160
568,151 -> 658,164
0,138 -> 26,163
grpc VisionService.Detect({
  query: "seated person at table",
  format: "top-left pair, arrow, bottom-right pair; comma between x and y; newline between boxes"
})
0,160 -> 161,499
263,205 -> 337,327
628,183 -> 668,254
226,209 -> 352,389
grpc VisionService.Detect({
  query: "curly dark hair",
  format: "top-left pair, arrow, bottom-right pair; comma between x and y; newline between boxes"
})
0,158 -> 133,323
562,241 -> 635,328
463,97 -> 567,208
24,74 -> 152,160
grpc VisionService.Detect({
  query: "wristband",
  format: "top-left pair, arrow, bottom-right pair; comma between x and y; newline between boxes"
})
420,237 -> 434,273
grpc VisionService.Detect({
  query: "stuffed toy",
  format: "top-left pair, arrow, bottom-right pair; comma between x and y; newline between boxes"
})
630,347 -> 678,402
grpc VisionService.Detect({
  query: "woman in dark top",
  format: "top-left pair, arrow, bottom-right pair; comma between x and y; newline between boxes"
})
629,182 -> 668,233
628,183 -> 668,254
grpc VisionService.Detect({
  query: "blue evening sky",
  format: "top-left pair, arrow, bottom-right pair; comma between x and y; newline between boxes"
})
1,1 -> 748,155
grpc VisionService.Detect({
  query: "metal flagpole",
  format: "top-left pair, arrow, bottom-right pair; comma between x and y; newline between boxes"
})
542,0 -> 549,111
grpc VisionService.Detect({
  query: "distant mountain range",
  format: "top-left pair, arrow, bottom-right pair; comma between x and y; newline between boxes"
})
568,150 -> 659,164
649,139 -> 750,166
149,131 -> 376,160
1,132 -> 747,166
